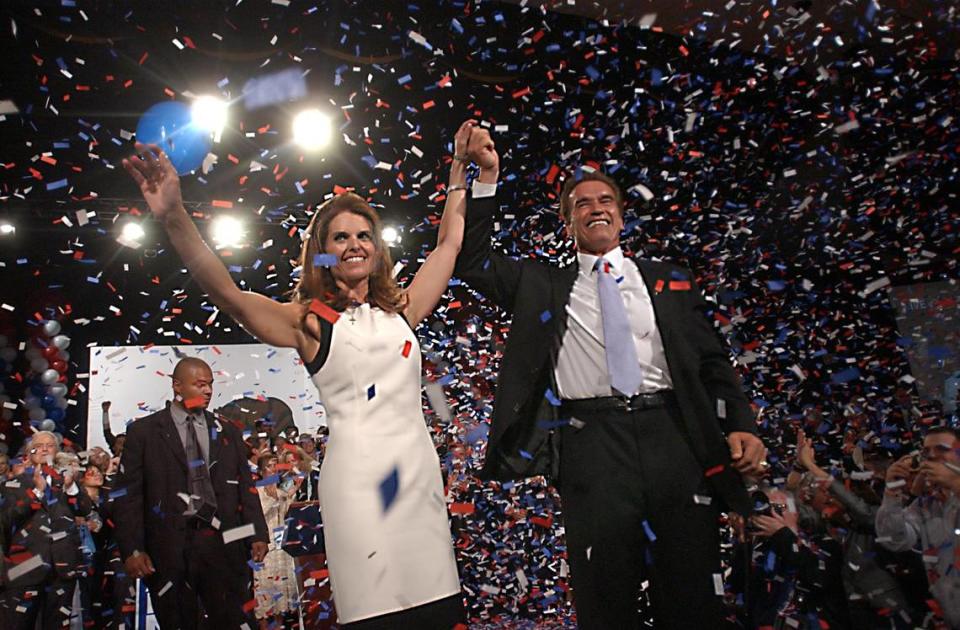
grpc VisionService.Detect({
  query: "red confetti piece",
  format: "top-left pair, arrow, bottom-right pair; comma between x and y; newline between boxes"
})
211,200 -> 233,208
449,502 -> 475,515
704,464 -> 725,477
183,396 -> 206,410
669,281 -> 691,291
654,279 -> 665,294
309,299 -> 340,324
401,340 -> 412,358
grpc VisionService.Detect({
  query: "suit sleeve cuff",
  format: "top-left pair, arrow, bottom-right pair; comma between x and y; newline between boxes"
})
472,181 -> 498,198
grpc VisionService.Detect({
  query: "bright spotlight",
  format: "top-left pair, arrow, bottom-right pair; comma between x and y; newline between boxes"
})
292,108 -> 332,150
382,226 -> 400,245
0,223 -> 14,236
116,221 -> 145,248
191,95 -> 229,134
121,222 -> 145,241
211,216 -> 245,248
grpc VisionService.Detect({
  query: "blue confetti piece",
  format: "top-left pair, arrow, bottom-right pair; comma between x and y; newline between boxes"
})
379,467 -> 399,513
540,310 -> 552,323
518,450 -> 533,460
831,367 -> 861,384
256,474 -> 280,487
642,520 -> 656,541
313,253 -> 338,267
766,280 -> 786,292
188,458 -> 206,469
367,384 -> 376,400
46,178 -> 68,191
544,388 -> 562,407
108,487 -> 127,500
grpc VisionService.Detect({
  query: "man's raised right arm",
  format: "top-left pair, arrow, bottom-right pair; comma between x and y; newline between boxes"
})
453,141 -> 523,313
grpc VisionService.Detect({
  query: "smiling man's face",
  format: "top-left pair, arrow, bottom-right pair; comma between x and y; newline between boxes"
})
564,180 -> 624,256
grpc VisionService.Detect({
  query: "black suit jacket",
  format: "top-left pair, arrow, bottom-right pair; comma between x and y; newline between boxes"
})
113,405 -> 268,574
454,193 -> 756,515
1,470 -> 93,586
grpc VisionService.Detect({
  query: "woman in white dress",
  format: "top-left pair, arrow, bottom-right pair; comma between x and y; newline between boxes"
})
123,120 -> 498,627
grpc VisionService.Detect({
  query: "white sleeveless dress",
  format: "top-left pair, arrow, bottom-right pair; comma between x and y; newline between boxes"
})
308,303 -> 461,624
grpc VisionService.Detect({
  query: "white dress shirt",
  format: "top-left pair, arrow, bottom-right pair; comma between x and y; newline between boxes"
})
555,248 -> 673,399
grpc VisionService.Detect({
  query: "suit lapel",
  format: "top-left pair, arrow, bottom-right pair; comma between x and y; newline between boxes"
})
158,408 -> 188,472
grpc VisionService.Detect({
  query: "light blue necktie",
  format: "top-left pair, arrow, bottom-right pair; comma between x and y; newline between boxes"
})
595,258 -> 643,397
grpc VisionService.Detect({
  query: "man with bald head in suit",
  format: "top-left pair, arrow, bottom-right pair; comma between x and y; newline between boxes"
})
114,357 -> 269,629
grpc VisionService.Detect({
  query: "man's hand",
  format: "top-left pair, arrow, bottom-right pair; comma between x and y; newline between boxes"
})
33,465 -> 47,495
125,551 -> 156,580
466,126 -> 499,174
727,432 -> 767,475
796,430 -> 816,470
751,512 -> 795,538
919,461 -> 960,494
101,400 -> 111,412
885,454 -> 915,484
251,541 -> 268,563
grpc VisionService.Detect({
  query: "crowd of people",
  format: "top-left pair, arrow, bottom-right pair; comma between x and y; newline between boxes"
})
0,402 -> 333,630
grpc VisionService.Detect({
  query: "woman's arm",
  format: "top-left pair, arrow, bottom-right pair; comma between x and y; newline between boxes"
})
404,120 -> 484,327
124,144 -> 307,352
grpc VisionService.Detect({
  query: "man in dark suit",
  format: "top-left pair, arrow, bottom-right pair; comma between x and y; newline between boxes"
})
113,357 -> 268,629
0,431 -> 92,630
454,133 -> 767,628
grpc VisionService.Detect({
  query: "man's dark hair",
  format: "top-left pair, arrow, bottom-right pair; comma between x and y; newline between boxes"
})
558,171 -> 625,224
926,426 -> 960,441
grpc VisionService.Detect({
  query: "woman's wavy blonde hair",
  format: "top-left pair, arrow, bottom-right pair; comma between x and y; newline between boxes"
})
292,192 -> 406,315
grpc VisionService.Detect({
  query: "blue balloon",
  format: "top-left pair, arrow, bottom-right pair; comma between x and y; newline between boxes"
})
48,407 -> 65,422
135,101 -> 211,175
42,394 -> 56,408
30,382 -> 46,396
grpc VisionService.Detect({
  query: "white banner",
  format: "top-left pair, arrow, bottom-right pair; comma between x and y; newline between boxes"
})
86,343 -> 326,450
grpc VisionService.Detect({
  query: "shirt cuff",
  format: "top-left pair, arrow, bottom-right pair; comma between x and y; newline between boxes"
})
472,181 -> 498,199
64,481 -> 80,496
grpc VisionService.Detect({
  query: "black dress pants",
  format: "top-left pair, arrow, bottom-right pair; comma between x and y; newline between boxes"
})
144,524 -> 254,630
558,402 -> 723,629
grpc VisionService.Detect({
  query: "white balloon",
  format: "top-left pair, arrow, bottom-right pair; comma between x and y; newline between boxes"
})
30,358 -> 49,373
52,335 -> 70,350
49,383 -> 67,397
54,396 -> 68,409
24,395 -> 40,409
29,407 -> 46,421
24,347 -> 41,361
43,320 -> 61,337
40,368 -> 60,385
40,418 -> 57,431
59,350 -> 70,362
0,347 -> 16,362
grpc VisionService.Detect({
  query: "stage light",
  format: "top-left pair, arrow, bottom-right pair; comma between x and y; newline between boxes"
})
121,222 -> 145,241
116,221 -> 145,248
211,216 -> 245,248
191,95 -> 229,134
292,108 -> 332,150
0,222 -> 14,235
382,226 -> 400,245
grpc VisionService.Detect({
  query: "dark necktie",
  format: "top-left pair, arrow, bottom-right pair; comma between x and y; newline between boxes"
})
185,414 -> 217,510
595,258 -> 643,397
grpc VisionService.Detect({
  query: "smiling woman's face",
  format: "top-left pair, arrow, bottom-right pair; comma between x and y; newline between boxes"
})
323,211 -> 377,285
